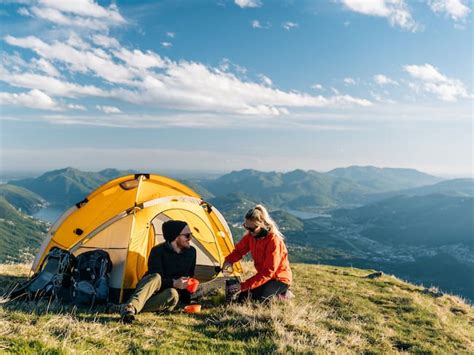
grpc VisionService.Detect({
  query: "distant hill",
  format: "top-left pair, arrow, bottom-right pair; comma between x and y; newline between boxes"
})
285,193 -> 474,301
0,196 -> 48,263
203,167 -> 447,210
9,167 -> 137,207
367,178 -> 474,202
9,168 -> 214,208
328,166 -> 443,192
203,169 -> 372,209
334,194 -> 473,246
269,210 -> 305,232
178,179 -> 215,200
208,190 -> 304,232
0,184 -> 46,215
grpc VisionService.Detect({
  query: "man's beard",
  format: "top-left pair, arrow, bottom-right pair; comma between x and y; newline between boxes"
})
177,241 -> 190,249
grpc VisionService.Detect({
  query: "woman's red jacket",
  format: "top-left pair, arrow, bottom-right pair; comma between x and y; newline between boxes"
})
224,232 -> 292,291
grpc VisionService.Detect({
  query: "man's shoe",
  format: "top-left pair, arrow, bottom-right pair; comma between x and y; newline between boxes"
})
106,302 -> 123,314
120,304 -> 136,324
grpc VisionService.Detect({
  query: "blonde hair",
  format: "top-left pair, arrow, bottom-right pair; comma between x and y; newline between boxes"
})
244,204 -> 284,239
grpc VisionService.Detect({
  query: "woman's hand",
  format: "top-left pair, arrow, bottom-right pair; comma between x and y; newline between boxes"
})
222,261 -> 233,271
173,277 -> 189,290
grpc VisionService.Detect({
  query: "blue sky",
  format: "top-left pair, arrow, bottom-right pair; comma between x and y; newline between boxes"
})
0,0 -> 472,177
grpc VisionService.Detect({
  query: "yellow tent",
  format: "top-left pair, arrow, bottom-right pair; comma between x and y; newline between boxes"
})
32,174 -> 242,302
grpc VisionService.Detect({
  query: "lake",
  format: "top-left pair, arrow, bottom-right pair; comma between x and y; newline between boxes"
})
33,207 -> 65,223
284,208 -> 331,220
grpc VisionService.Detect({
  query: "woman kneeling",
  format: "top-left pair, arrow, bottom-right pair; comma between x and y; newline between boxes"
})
223,204 -> 292,302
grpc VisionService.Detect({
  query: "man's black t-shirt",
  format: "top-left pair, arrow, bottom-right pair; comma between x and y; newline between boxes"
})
146,242 -> 196,290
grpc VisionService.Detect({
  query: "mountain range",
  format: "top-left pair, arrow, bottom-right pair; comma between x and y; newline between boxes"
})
6,166 -> 458,211
202,167 -> 445,210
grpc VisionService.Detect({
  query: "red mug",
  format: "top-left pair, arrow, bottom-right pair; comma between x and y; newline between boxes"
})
186,278 -> 199,293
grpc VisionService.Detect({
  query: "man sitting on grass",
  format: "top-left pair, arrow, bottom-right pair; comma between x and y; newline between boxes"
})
120,220 -> 196,323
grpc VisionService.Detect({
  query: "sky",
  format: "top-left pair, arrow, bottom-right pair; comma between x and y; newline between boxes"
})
0,0 -> 472,177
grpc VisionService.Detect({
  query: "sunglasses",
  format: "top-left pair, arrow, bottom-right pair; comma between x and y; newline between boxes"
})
180,233 -> 193,240
242,224 -> 258,232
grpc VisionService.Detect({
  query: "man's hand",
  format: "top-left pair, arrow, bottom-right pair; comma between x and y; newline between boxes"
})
173,277 -> 189,290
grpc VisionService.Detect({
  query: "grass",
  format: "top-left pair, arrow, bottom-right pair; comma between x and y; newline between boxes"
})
0,262 -> 473,353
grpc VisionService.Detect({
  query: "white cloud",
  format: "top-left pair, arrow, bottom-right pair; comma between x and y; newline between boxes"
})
369,91 -> 396,104
0,69 -> 108,98
128,61 -> 372,113
32,58 -> 60,77
17,7 -> 30,16
2,53 -> 61,78
341,0 -> 419,31
235,0 -> 262,8
343,77 -> 356,85
403,63 -> 447,82
331,95 -> 372,106
258,74 -> 272,86
38,0 -> 125,21
282,21 -> 298,30
3,31 -> 372,118
161,42 -> 172,48
91,34 -> 120,49
96,105 -> 122,114
312,84 -> 324,90
373,74 -> 398,85
0,89 -> 61,110
67,103 -> 87,111
66,32 -> 90,50
166,32 -> 175,38
252,20 -> 270,29
218,58 -> 247,75
4,35 -> 136,84
113,47 -> 167,70
428,0 -> 471,21
26,111 -> 360,130
28,6 -> 111,31
423,81 -> 469,102
21,0 -> 126,31
403,63 -> 469,102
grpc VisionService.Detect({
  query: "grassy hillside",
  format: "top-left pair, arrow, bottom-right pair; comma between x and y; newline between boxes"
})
0,184 -> 46,215
0,263 -> 472,353
0,197 -> 49,263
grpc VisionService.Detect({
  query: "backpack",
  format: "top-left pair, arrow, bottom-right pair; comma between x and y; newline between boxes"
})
70,250 -> 112,307
10,247 -> 75,300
